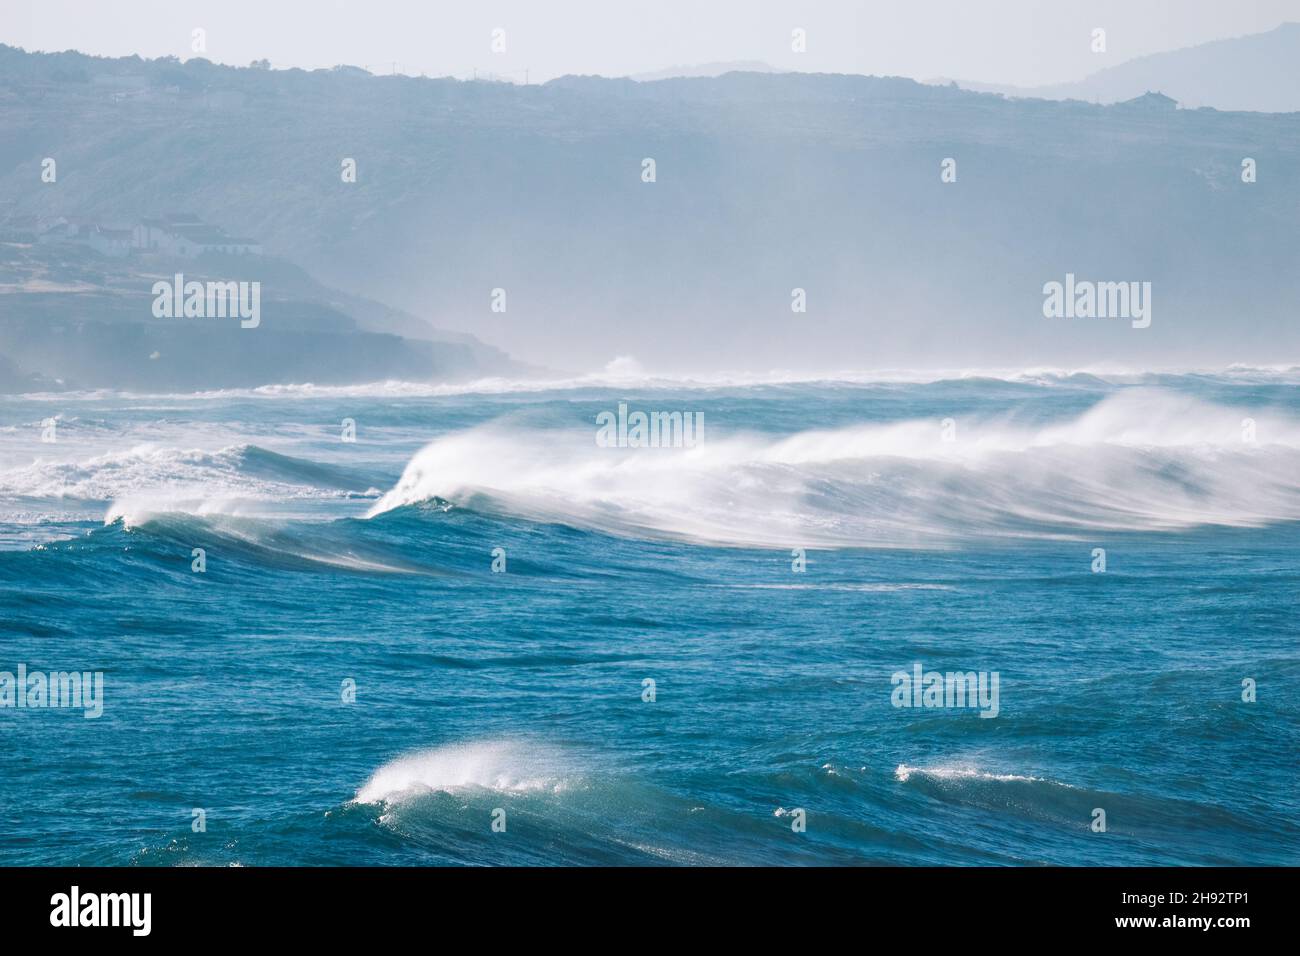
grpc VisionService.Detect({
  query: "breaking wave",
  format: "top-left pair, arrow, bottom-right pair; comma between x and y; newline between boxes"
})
894,763 -> 1062,785
366,389 -> 1300,547
354,741 -> 575,805
0,443 -> 381,527
16,363 -> 1300,402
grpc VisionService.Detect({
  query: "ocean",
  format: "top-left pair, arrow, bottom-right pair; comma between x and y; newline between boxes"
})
1,368 -> 1297,865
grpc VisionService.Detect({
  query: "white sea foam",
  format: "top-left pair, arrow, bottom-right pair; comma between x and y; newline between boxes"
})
894,763 -> 1061,785
0,442 -> 380,535
353,741 -> 572,805
14,363 -> 1300,402
0,444 -> 332,500
365,389 -> 1300,547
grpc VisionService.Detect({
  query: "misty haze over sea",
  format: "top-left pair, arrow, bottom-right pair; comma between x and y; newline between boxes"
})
1,3 -> 1297,875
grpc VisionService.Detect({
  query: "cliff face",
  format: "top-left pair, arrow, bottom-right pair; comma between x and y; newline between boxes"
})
0,237 -> 517,392
3,45 -> 1299,377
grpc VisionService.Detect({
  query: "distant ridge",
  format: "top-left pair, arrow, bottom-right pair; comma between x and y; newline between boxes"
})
933,22 -> 1300,112
2,43 -> 1298,373
630,60 -> 782,82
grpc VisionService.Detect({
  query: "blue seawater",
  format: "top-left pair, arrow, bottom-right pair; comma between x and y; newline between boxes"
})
1,370 -> 1297,865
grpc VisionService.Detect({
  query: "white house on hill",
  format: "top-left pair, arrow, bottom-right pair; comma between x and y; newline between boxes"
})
133,214 -> 262,257
85,225 -> 133,258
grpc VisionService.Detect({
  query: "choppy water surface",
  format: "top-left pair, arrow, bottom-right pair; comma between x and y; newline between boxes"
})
2,368 -> 1297,864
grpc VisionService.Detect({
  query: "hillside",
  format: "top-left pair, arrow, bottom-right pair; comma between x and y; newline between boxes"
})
947,22 -> 1300,112
0,232 -> 518,391
2,44 -> 1299,374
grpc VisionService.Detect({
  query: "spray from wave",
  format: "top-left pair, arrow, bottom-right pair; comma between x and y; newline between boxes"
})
353,741 -> 575,805
0,442 -> 382,532
894,763 -> 1061,785
0,443 -> 375,503
365,389 -> 1300,547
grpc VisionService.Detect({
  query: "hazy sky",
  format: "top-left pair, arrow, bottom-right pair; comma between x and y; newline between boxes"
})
2,0 -> 1297,85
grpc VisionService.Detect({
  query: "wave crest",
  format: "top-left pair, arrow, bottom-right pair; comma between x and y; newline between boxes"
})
366,389 -> 1300,547
353,741 -> 573,805
0,442 -> 380,529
